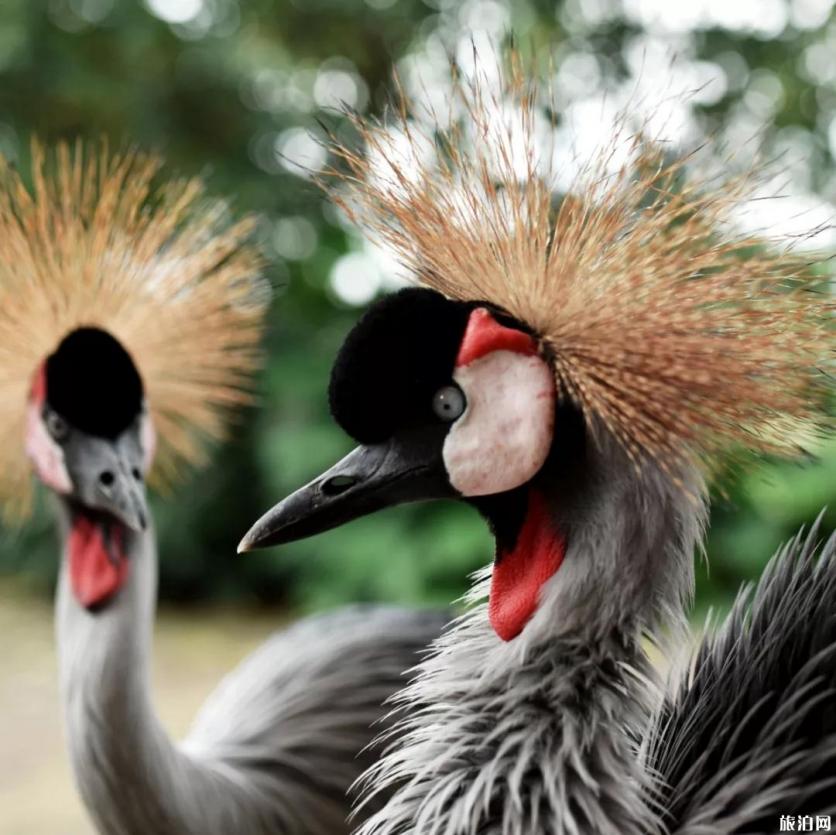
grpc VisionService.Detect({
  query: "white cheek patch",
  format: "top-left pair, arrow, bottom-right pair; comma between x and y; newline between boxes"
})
140,411 -> 157,475
443,350 -> 555,496
24,401 -> 73,494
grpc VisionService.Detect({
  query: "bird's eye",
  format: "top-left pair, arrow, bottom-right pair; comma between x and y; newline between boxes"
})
432,385 -> 466,422
45,411 -> 69,442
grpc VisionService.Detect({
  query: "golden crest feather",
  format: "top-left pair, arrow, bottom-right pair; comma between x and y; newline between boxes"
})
326,52 -> 833,475
0,142 -> 267,519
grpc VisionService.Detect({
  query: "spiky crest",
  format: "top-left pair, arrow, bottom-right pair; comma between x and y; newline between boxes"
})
325,52 -> 833,478
0,141 -> 267,519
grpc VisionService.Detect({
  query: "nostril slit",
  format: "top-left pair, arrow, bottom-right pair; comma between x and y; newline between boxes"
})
99,471 -> 115,488
131,468 -> 142,481
321,475 -> 358,496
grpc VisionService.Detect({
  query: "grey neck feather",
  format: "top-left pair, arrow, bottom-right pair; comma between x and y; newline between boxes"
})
358,433 -> 706,835
55,502 -> 246,835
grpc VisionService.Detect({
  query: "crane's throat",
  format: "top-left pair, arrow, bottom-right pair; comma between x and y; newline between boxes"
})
69,513 -> 129,610
489,490 -> 566,641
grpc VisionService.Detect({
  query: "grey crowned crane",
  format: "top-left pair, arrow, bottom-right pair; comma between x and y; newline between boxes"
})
0,145 -> 446,835
239,59 -> 836,835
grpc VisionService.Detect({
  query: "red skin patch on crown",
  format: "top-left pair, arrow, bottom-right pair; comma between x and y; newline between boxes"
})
69,515 -> 129,610
455,307 -> 538,368
31,364 -> 46,404
489,490 -> 566,642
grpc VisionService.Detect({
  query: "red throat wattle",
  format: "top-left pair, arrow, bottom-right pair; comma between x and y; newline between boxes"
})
488,491 -> 566,641
69,516 -> 129,609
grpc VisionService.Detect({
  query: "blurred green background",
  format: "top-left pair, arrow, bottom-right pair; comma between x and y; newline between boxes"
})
0,0 -> 833,617
0,2 -> 833,831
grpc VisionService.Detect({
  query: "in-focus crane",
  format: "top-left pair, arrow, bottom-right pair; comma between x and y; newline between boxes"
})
240,57 -> 835,835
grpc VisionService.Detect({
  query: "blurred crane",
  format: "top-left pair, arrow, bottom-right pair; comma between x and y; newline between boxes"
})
240,57 -> 836,835
0,144 -> 446,835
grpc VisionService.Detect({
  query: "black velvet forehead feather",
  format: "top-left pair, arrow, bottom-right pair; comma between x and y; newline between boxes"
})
329,288 -> 474,444
45,327 -> 144,440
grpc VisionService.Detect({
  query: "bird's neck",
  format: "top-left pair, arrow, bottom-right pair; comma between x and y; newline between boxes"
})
54,501 -> 194,834
361,443 -> 704,835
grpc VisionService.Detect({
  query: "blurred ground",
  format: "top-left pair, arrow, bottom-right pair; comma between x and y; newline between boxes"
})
0,581 -> 281,835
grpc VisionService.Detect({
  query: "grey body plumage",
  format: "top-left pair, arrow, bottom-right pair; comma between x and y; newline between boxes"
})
56,503 -> 446,835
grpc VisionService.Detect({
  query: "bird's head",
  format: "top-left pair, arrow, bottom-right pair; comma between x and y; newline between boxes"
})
241,56 -> 830,642
240,287 -> 586,640
25,327 -> 154,610
0,143 -> 267,611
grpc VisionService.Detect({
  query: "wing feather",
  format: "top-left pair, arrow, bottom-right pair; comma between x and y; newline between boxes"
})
649,516 -> 836,834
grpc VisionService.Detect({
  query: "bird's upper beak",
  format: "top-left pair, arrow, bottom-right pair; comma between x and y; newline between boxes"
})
101,466 -> 148,533
238,428 -> 454,552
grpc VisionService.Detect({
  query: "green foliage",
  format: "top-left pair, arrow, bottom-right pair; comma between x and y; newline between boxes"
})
0,0 -> 833,617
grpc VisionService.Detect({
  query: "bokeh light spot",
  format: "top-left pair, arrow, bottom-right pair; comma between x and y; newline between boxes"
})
273,217 -> 318,261
144,0 -> 203,25
330,251 -> 382,306
275,127 -> 327,179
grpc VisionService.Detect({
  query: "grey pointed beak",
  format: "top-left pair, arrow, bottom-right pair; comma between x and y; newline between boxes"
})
63,433 -> 149,532
238,429 -> 455,553
78,460 -> 148,532
101,470 -> 148,532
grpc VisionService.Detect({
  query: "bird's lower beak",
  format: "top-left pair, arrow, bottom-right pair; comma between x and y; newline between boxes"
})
109,475 -> 148,533
238,431 -> 454,552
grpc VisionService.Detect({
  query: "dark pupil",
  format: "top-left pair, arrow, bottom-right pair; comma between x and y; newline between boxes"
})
46,412 -> 67,440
